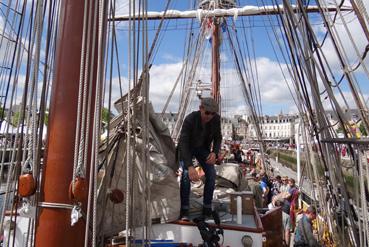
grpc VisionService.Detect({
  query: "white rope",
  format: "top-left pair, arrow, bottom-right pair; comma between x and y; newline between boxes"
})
25,0 -> 44,176
84,1 -> 100,246
125,0 -> 133,245
72,0 -> 90,188
22,0 -> 40,171
142,0 -> 152,242
90,0 -> 108,244
0,0 -> 29,232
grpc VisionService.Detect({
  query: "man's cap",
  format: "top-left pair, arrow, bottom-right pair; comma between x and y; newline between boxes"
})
201,97 -> 219,113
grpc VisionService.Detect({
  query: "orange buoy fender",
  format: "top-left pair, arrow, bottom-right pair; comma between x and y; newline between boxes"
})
18,174 -> 36,197
69,177 -> 87,202
109,188 -> 124,204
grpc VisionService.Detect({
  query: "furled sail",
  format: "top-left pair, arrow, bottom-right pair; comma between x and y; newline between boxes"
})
96,86 -> 180,239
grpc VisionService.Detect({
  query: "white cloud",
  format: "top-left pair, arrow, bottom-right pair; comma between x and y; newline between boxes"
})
115,0 -> 129,15
104,62 -> 184,113
112,57 -> 297,117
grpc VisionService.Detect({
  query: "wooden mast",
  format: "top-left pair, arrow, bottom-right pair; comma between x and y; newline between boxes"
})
211,21 -> 221,103
35,0 -> 98,246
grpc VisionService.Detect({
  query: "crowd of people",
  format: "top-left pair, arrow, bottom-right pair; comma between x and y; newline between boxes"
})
243,164 -> 319,247
222,144 -> 320,246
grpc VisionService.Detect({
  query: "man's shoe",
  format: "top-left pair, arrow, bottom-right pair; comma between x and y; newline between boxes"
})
179,209 -> 190,221
202,207 -> 212,218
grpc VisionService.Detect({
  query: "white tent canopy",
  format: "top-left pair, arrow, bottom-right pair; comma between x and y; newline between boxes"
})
0,120 -> 47,140
0,120 -> 17,135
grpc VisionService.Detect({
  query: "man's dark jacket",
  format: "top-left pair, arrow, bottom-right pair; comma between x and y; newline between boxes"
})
178,111 -> 222,168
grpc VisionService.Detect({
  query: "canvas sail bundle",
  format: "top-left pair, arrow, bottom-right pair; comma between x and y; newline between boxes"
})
96,88 -> 180,240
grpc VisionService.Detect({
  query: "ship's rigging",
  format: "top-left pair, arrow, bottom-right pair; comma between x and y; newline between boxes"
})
0,0 -> 367,246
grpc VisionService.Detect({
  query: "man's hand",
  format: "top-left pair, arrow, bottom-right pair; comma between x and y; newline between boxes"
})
188,166 -> 200,181
206,152 -> 217,165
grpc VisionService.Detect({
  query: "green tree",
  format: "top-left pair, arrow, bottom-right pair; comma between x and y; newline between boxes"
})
0,106 -> 4,119
101,107 -> 114,124
12,111 -> 21,126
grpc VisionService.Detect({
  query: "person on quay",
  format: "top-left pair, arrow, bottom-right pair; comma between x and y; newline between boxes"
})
294,206 -> 320,247
178,97 -> 222,220
280,176 -> 289,193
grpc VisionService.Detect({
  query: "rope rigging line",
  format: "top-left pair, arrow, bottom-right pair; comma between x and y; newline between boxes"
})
236,16 -> 264,119
0,1 -> 368,246
0,2 -> 30,237
224,20 -> 268,169
82,1 -> 100,245
268,0 -> 366,243
72,0 -> 91,190
30,1 -> 60,245
140,0 -> 151,242
320,0 -> 369,83
283,0 -> 354,140
0,1 -> 27,128
172,23 -> 208,141
286,0 -> 369,245
89,0 -> 109,244
1,0 -> 32,242
0,1 -> 56,245
125,0 -> 134,244
258,0 -> 303,115
314,0 -> 369,134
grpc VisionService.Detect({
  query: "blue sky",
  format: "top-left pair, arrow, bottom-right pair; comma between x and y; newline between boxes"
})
111,0 -> 369,118
0,0 -> 368,119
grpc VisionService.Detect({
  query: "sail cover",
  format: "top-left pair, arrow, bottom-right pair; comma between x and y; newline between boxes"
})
97,91 -> 180,240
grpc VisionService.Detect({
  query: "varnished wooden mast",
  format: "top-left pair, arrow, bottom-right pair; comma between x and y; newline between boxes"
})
35,0 -> 97,246
211,20 -> 221,103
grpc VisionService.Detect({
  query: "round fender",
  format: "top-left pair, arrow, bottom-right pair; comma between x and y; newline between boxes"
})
109,188 -> 124,204
18,174 -> 36,197
69,177 -> 87,202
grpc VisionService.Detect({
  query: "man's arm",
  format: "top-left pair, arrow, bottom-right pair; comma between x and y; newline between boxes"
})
179,114 -> 201,181
179,114 -> 194,168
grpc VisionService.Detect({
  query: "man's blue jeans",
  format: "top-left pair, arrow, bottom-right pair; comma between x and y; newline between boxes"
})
180,147 -> 216,210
